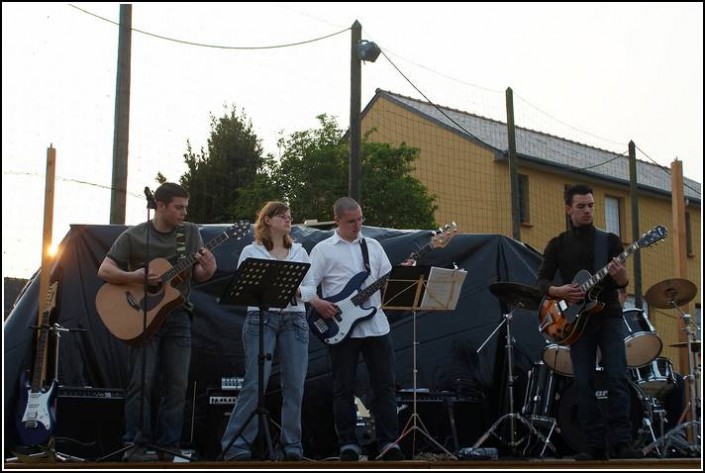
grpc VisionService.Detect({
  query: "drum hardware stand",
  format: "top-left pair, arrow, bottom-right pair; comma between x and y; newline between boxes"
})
473,283 -> 556,458
377,265 -> 465,460
671,303 -> 701,454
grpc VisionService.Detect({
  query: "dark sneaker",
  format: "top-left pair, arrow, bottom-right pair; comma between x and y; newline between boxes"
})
340,448 -> 360,461
381,447 -> 405,461
224,453 -> 252,461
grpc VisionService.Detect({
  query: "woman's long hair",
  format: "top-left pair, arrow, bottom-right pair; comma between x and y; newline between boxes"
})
254,201 -> 293,251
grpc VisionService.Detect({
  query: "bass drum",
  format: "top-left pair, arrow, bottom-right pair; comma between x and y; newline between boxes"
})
556,371 -> 648,454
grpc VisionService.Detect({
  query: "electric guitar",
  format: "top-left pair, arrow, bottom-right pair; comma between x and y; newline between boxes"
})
16,281 -> 59,446
538,225 -> 667,345
96,222 -> 250,344
308,223 -> 458,345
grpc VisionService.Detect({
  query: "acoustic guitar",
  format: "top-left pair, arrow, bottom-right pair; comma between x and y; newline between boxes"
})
96,222 -> 249,344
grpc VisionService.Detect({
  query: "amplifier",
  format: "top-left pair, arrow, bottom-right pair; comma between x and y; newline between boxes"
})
54,386 -> 125,460
221,376 -> 244,391
200,389 -> 238,460
58,386 -> 125,399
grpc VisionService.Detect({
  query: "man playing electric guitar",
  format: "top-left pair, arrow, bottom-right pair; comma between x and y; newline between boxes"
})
306,197 -> 406,462
535,184 -> 639,461
97,182 -> 216,461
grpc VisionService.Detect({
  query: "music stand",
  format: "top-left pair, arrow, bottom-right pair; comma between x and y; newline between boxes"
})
378,265 -> 466,460
218,258 -> 310,461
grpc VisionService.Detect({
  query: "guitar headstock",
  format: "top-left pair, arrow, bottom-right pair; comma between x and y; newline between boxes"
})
638,225 -> 667,248
430,222 -> 458,249
225,221 -> 252,240
43,281 -> 59,314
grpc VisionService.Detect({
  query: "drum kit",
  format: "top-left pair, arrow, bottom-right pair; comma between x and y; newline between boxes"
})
479,278 -> 700,458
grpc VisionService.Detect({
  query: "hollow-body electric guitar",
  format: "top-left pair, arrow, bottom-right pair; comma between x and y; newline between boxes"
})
96,222 -> 249,344
16,282 -> 59,446
538,225 -> 667,345
308,223 -> 457,345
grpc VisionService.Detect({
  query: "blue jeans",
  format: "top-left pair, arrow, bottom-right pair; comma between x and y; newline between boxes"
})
221,311 -> 309,460
330,334 -> 398,451
123,308 -> 191,448
570,315 -> 632,451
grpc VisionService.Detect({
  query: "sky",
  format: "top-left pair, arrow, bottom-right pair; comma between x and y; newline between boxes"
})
2,2 -> 703,281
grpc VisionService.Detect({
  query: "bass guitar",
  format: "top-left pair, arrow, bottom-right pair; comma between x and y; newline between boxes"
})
308,223 -> 458,345
538,225 -> 667,345
96,222 -> 250,344
16,281 -> 59,446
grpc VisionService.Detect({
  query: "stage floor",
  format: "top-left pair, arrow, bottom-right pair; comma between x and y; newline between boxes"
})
4,456 -> 701,470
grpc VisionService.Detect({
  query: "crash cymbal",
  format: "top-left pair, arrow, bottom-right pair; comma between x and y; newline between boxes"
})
670,341 -> 701,351
489,282 -> 543,310
644,278 -> 697,309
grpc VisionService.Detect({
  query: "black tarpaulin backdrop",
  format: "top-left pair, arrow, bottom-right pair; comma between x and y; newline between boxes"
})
4,224 -> 546,457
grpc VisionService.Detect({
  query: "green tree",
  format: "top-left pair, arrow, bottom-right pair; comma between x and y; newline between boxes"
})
266,114 -> 437,228
180,105 -> 264,223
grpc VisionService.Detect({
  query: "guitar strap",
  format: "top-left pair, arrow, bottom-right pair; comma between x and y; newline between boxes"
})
176,224 -> 187,260
360,238 -> 371,274
593,227 -> 608,272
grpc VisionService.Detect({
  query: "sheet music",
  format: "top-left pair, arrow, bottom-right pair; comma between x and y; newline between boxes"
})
420,267 -> 467,310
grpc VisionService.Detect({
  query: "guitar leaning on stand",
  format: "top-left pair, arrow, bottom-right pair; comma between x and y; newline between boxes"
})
307,223 -> 457,345
16,282 -> 59,446
538,225 -> 666,346
95,222 -> 250,344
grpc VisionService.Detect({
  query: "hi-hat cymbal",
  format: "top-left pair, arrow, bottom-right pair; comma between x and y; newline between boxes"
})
644,278 -> 697,309
670,341 -> 701,351
489,282 -> 543,310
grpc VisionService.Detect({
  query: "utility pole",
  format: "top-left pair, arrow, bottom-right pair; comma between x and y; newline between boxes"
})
110,4 -> 132,224
349,20 -> 362,201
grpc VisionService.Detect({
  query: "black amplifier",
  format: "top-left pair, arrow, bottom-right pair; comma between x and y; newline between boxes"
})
54,386 -> 125,459
58,386 -> 125,399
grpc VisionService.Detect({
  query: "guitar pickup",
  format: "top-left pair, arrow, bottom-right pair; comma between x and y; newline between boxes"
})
558,300 -> 568,311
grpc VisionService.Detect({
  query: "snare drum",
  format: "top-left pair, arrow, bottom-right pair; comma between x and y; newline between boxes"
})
623,309 -> 663,368
630,357 -> 676,399
543,344 -> 602,377
543,344 -> 574,377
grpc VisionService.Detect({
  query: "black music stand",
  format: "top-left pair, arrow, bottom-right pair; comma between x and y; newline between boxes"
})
218,258 -> 310,461
378,265 -> 466,460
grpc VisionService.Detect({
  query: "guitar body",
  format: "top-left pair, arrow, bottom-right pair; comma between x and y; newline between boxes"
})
307,271 -> 377,344
538,269 -> 604,345
96,257 -> 184,344
15,370 -> 58,446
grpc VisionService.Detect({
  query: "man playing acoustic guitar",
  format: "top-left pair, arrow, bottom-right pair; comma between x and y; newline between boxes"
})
536,184 -> 640,460
98,182 -> 216,461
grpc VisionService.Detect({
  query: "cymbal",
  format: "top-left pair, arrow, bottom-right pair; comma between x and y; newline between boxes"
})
644,278 -> 697,309
489,282 -> 543,310
670,341 -> 701,350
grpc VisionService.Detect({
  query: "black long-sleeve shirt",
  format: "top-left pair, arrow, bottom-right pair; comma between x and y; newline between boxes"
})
536,224 -> 624,318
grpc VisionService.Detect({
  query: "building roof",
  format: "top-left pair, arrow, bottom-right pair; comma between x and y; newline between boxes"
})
369,89 -> 700,203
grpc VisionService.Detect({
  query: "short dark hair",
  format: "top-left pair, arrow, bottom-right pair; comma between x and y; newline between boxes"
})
154,182 -> 189,204
564,184 -> 593,205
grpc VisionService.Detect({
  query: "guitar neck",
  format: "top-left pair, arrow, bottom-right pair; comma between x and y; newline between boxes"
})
351,272 -> 392,306
579,241 -> 640,292
31,283 -> 58,393
349,241 -> 434,306
160,229 -> 231,282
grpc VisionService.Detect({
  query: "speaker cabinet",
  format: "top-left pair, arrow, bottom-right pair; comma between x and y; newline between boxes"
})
53,387 -> 125,460
196,388 -> 238,460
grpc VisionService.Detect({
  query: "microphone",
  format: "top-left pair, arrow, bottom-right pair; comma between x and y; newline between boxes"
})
144,187 -> 157,209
